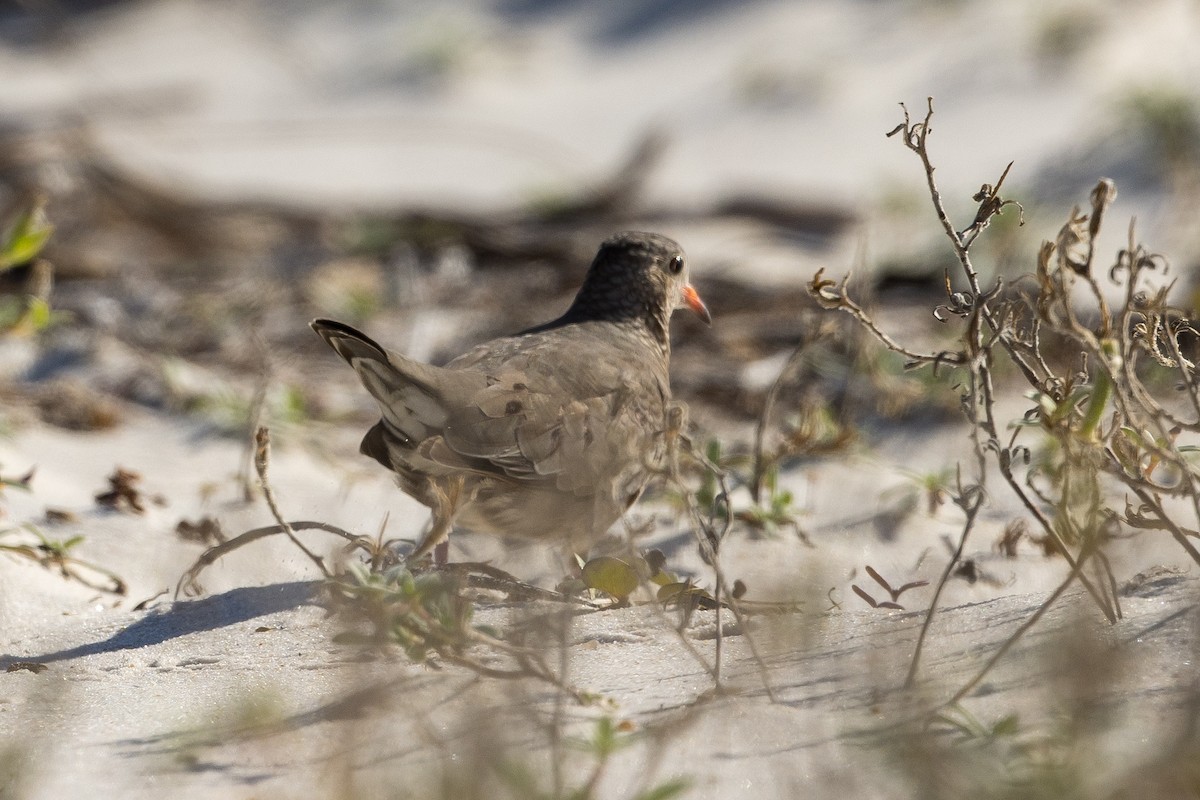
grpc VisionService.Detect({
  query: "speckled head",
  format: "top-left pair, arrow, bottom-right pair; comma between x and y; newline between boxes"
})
567,232 -> 710,344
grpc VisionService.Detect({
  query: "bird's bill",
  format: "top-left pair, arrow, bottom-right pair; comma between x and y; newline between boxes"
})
683,284 -> 712,325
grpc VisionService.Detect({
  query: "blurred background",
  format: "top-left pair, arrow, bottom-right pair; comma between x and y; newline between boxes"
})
1,0 -> 1199,444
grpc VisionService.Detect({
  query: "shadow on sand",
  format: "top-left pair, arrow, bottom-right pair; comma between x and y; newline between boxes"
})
2,580 -> 322,667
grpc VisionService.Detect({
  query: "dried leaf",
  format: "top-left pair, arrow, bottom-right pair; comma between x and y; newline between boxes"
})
851,584 -> 878,608
175,516 -> 227,545
95,467 -> 145,513
5,662 -> 47,674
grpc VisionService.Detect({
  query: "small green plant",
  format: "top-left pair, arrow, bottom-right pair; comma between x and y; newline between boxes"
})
931,703 -> 1022,743
326,562 -> 476,661
734,464 -> 804,539
0,523 -> 126,594
907,705 -> 1095,800
887,466 -> 956,516
320,557 -> 588,695
660,438 -> 806,540
0,463 -> 34,503
0,200 -> 53,272
0,197 -> 64,337
812,100 -> 1200,708
162,360 -> 310,436
663,439 -> 736,513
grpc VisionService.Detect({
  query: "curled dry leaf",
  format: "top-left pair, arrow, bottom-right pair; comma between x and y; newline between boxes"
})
5,661 -> 48,674
44,508 -> 79,524
95,467 -> 146,514
175,516 -> 227,545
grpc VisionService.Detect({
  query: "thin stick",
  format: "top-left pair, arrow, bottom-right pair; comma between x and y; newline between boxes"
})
752,343 -> 811,504
255,426 -> 329,577
175,520 -> 363,597
904,484 -> 983,687
238,341 -> 271,503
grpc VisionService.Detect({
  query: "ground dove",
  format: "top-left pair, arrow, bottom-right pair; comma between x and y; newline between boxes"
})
311,231 -> 709,561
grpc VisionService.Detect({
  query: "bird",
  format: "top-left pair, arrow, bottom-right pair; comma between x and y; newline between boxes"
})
311,231 -> 710,564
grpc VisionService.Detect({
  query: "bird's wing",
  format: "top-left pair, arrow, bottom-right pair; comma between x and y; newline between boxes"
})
436,336 -> 668,495
313,319 -> 668,496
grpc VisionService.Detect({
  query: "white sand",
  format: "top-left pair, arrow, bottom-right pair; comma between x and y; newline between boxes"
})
2,1 -> 1199,797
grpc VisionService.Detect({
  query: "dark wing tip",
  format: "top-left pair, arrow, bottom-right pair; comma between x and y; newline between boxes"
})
310,317 -> 388,363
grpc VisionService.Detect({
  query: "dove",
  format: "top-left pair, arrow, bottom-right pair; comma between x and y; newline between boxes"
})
312,231 -> 709,561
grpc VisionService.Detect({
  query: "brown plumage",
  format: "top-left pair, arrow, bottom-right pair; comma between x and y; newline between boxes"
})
311,231 -> 709,560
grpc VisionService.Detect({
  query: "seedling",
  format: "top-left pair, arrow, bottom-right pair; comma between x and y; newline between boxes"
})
0,524 -> 125,594
851,565 -> 928,610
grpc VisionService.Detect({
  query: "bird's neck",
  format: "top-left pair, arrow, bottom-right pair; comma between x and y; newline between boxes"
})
618,316 -> 670,361
562,273 -> 672,352
558,307 -> 671,362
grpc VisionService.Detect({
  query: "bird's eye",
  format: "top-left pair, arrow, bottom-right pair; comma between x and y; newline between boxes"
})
668,255 -> 684,275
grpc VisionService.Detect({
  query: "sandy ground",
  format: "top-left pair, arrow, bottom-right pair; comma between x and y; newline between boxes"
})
3,1 -> 1200,798
1,409 -> 1196,799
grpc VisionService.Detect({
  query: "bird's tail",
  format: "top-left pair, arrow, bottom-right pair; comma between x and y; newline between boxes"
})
310,318 -> 450,446
311,317 -> 389,367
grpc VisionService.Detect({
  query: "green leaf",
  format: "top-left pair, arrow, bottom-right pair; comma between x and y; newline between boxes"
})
276,385 -> 308,424
648,569 -> 675,587
1,203 -> 53,271
23,297 -> 51,330
657,582 -> 689,602
581,556 -> 640,600
991,713 -> 1021,737
591,716 -> 618,756
58,535 -> 85,551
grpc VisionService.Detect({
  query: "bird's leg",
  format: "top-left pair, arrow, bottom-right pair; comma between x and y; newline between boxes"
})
408,477 -> 464,563
409,515 -> 451,563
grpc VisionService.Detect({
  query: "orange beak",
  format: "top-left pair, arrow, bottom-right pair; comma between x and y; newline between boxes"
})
682,284 -> 711,325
